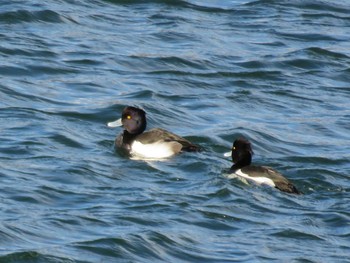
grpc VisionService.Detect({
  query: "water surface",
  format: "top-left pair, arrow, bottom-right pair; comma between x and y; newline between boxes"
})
1,0 -> 350,262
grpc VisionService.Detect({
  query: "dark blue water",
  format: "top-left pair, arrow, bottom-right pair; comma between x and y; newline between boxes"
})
1,0 -> 350,262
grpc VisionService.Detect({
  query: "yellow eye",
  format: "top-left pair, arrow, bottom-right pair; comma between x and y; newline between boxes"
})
126,115 -> 131,120
232,146 -> 235,150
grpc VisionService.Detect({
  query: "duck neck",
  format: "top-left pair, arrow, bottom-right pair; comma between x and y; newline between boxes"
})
230,163 -> 246,172
121,130 -> 138,150
230,154 -> 251,171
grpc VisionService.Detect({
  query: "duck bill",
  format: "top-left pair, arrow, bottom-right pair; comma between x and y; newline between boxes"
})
107,118 -> 123,128
223,151 -> 232,157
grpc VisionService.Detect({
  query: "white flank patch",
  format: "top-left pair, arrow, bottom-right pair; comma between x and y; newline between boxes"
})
233,169 -> 276,187
225,173 -> 249,185
130,140 -> 176,159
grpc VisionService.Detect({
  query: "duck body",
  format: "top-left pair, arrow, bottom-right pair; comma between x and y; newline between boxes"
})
109,106 -> 200,159
227,138 -> 301,194
230,165 -> 301,194
116,128 -> 199,158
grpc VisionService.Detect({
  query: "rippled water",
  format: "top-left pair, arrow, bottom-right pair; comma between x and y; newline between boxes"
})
1,0 -> 350,262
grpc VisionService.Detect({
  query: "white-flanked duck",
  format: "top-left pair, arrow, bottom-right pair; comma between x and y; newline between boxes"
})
225,137 -> 301,194
108,106 -> 200,159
